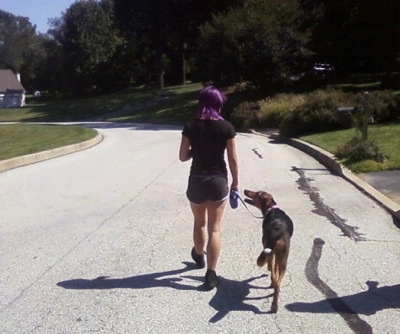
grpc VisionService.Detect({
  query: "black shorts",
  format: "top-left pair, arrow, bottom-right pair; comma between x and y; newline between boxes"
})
186,173 -> 229,204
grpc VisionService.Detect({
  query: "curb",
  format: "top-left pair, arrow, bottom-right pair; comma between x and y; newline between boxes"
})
0,132 -> 103,173
257,131 -> 400,221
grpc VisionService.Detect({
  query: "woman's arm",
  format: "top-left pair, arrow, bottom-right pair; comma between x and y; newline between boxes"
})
179,135 -> 192,162
226,138 -> 239,191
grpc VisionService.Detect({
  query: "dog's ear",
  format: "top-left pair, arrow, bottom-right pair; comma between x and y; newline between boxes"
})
259,191 -> 276,207
255,191 -> 277,213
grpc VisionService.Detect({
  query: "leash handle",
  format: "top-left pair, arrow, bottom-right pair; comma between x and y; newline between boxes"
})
229,190 -> 239,209
237,193 -> 264,219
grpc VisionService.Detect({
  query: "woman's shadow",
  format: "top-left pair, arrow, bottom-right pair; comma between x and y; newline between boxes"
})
57,262 -> 200,291
57,263 -> 269,322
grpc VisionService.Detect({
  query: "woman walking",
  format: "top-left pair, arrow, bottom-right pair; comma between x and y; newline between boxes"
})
179,85 -> 239,290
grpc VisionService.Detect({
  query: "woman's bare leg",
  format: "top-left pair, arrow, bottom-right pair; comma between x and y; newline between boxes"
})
190,202 -> 207,255
205,199 -> 227,270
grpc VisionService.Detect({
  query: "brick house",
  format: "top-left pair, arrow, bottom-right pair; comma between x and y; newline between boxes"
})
0,69 -> 26,108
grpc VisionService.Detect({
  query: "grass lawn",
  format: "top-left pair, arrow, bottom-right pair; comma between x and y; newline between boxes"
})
0,124 -> 97,161
0,83 -> 203,123
0,83 -> 202,162
106,84 -> 202,124
300,122 -> 400,173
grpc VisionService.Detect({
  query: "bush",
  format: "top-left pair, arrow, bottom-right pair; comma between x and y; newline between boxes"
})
259,93 -> 305,128
335,137 -> 386,163
230,101 -> 260,130
279,89 -> 351,136
230,87 -> 400,135
367,90 -> 400,122
280,107 -> 337,137
230,93 -> 304,130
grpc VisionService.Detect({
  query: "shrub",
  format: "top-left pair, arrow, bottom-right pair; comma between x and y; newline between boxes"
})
280,89 -> 400,137
230,101 -> 259,130
279,89 -> 350,136
335,137 -> 386,163
280,107 -> 337,137
367,90 -> 400,122
231,87 -> 400,135
259,93 -> 305,128
230,93 -> 304,130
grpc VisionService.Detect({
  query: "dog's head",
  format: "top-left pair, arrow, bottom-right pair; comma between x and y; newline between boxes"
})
244,189 -> 277,214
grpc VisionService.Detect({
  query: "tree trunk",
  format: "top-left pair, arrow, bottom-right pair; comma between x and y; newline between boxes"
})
159,71 -> 165,90
182,52 -> 186,85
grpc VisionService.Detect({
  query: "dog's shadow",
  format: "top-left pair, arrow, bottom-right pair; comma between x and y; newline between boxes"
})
183,274 -> 270,322
285,280 -> 400,315
57,262 -> 200,291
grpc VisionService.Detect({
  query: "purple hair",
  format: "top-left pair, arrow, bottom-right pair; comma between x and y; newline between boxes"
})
197,86 -> 227,120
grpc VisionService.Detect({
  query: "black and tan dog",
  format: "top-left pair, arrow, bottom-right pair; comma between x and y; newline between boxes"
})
244,189 -> 294,313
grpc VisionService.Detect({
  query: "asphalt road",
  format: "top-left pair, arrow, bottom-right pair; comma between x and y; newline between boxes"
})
1,122 -> 399,334
359,170 -> 400,204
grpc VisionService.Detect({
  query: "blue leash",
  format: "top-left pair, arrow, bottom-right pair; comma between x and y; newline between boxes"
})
231,191 -> 264,219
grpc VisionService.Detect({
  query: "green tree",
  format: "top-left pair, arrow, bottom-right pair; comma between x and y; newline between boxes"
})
19,33 -> 50,92
349,0 -> 400,74
302,0 -> 400,74
0,10 -> 51,91
113,0 -> 244,88
50,0 -> 122,94
197,0 -> 312,89
31,35 -> 66,93
0,10 -> 36,72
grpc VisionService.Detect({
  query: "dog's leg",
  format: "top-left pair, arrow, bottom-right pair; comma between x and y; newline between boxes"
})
267,250 -> 274,273
271,285 -> 280,313
275,237 -> 290,287
270,239 -> 288,313
270,253 -> 281,313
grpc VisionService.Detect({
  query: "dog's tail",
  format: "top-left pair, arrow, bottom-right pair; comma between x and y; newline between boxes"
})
257,249 -> 270,267
263,248 -> 272,254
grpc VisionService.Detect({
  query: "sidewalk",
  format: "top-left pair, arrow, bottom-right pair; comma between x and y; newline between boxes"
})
267,132 -> 400,222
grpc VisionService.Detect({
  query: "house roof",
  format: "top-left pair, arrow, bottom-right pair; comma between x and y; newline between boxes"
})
0,69 -> 26,93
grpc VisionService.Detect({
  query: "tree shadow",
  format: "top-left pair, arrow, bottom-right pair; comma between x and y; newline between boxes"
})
57,262 -> 199,291
183,274 -> 270,322
286,280 -> 400,316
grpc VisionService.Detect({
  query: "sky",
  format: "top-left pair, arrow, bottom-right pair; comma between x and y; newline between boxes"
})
0,0 -> 76,33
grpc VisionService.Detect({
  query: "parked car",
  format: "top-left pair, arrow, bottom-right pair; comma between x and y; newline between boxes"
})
313,63 -> 334,75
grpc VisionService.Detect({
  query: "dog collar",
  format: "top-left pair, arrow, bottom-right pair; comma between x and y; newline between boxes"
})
267,204 -> 279,212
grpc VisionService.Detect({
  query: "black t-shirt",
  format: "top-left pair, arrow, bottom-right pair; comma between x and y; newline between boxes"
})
182,119 -> 236,176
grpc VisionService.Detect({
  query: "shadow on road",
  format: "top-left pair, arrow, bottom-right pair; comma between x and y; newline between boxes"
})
292,237 -> 399,334
285,280 -> 400,316
57,262 -> 199,291
57,263 -> 269,322
183,274 -> 269,322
